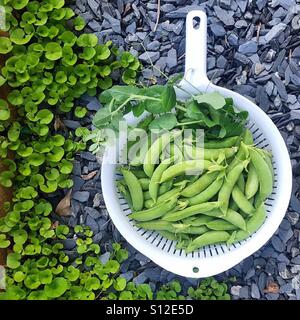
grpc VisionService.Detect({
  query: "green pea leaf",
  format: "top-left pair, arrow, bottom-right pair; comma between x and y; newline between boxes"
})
0,99 -> 10,121
0,37 -> 13,54
194,92 -> 226,110
44,277 -> 68,298
45,42 -> 62,61
149,113 -> 177,130
92,106 -> 113,128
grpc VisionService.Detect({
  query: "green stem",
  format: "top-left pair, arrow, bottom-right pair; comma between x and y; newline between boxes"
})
132,95 -> 161,101
176,120 -> 203,126
175,104 -> 187,112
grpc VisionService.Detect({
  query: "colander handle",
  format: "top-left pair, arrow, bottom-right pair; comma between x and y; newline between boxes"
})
184,10 -> 210,86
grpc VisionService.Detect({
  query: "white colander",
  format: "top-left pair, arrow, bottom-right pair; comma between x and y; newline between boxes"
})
101,11 -> 292,278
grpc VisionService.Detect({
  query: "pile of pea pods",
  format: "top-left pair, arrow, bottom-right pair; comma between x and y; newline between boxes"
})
117,128 -> 274,253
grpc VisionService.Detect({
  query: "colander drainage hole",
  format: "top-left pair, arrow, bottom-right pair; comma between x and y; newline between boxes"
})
193,267 -> 199,273
193,17 -> 200,29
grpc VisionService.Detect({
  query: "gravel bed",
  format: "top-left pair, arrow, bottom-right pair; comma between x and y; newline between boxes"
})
61,0 -> 300,299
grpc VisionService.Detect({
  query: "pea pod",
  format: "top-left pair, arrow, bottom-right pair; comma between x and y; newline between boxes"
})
183,215 -> 215,226
184,177 -> 224,206
242,129 -> 254,145
204,136 -> 240,149
206,219 -> 237,231
181,171 -> 219,197
128,134 -> 150,166
129,196 -> 177,222
121,168 -> 143,211
237,174 -> 245,193
173,225 -> 209,235
186,231 -> 231,253
232,185 -> 255,215
143,180 -> 173,200
160,160 -> 218,183
137,220 -> 208,235
117,181 -> 132,210
159,230 -> 178,241
184,145 -> 238,161
144,186 -> 182,209
218,160 -> 248,214
245,162 -> 259,199
131,170 -> 148,179
163,201 -> 220,222
227,231 -> 237,246
249,148 -> 273,204
138,178 -> 150,190
222,208 -> 246,231
234,204 -> 266,242
143,130 -> 181,177
149,158 -> 173,202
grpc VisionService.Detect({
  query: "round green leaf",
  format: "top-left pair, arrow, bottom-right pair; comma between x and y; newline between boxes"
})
58,159 -> 73,174
0,234 -> 10,248
77,34 -> 98,47
45,168 -> 60,181
28,153 -> 45,166
96,44 -> 110,60
0,37 -> 13,54
11,0 -> 29,10
44,277 -> 68,298
10,28 -> 33,45
13,271 -> 26,282
7,252 -> 21,269
8,90 -> 23,106
11,229 -> 28,245
74,106 -> 87,118
0,99 -> 10,121
36,109 -> 54,124
24,274 -> 41,289
45,42 -> 62,61
27,291 -> 48,300
114,276 -> 127,291
73,16 -> 86,31
39,270 -> 53,284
